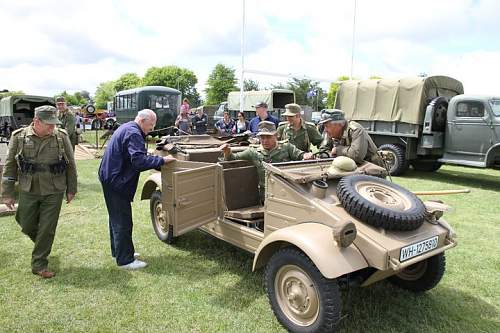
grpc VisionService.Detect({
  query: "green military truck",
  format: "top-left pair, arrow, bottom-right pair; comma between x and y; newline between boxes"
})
334,76 -> 500,174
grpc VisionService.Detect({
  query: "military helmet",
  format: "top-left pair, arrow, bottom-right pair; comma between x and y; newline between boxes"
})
319,109 -> 345,124
327,156 -> 357,174
257,121 -> 277,136
282,103 -> 302,117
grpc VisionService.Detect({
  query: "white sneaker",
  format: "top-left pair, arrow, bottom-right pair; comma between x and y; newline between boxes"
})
119,259 -> 147,270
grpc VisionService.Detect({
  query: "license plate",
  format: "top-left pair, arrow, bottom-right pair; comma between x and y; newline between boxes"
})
399,236 -> 439,262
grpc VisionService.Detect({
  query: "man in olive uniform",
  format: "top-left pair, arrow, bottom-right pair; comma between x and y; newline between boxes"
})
220,121 -> 313,200
318,109 -> 383,166
276,103 -> 323,152
56,96 -> 78,151
1,106 -> 77,278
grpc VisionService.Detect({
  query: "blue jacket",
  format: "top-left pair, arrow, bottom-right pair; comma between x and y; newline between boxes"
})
249,115 -> 280,133
99,121 -> 164,201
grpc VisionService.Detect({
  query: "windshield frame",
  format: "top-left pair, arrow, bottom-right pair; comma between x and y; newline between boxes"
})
490,99 -> 500,117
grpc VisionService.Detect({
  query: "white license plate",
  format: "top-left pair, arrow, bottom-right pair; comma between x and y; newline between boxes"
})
399,236 -> 439,262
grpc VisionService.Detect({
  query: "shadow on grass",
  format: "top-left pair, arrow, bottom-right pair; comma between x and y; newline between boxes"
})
403,169 -> 500,192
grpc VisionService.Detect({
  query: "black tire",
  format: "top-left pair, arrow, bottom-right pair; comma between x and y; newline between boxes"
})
105,119 -> 115,129
91,119 -> 102,130
389,253 -> 446,292
337,175 -> 426,231
150,190 -> 175,244
411,160 -> 442,172
265,247 -> 341,333
86,105 -> 96,114
428,97 -> 448,132
378,144 -> 409,176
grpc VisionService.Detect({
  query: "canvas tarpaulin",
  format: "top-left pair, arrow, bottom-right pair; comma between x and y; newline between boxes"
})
227,89 -> 294,111
0,95 -> 54,117
334,76 -> 464,125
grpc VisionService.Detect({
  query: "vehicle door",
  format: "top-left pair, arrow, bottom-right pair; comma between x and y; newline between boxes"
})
446,99 -> 492,159
165,161 -> 222,236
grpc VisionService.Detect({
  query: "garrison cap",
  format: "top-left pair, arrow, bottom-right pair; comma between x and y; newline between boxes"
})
35,105 -> 61,125
257,120 -> 277,136
282,103 -> 302,117
253,101 -> 268,109
319,109 -> 345,124
327,156 -> 357,174
55,96 -> 66,103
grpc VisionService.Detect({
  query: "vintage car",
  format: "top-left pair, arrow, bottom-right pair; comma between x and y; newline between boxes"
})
141,137 -> 457,333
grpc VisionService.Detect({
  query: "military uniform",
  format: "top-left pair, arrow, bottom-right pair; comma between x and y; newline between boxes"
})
319,120 -> 383,166
277,103 -> 323,152
59,110 -> 78,150
1,106 -> 77,275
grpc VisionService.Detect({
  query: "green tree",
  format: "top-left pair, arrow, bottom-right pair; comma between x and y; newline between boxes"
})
286,78 -> 326,111
55,91 -> 87,106
243,79 -> 259,91
94,81 -> 116,109
326,76 -> 350,108
369,75 -> 382,80
204,64 -> 238,105
114,73 -> 142,92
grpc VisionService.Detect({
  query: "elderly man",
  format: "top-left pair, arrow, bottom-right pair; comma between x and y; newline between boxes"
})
276,103 -> 323,152
220,121 -> 312,201
248,101 -> 280,134
56,96 -> 78,151
1,105 -> 77,278
318,109 -> 383,166
99,109 -> 176,270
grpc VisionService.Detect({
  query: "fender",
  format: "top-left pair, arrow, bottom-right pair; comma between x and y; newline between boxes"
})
253,222 -> 368,279
140,172 -> 162,200
485,143 -> 500,166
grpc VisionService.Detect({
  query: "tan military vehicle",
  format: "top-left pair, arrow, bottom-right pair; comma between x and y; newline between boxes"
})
141,137 -> 457,333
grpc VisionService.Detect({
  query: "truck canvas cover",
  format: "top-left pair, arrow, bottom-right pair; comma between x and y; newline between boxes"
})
0,95 -> 54,117
334,76 -> 464,125
227,89 -> 295,111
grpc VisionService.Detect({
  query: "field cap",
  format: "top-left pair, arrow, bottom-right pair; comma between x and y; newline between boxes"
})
253,101 -> 268,108
327,156 -> 357,174
282,103 -> 301,117
55,96 -> 66,103
257,121 -> 277,136
35,105 -> 61,125
319,109 -> 345,124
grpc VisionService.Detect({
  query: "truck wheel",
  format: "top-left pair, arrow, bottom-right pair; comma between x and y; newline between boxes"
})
428,97 -> 448,132
411,160 -> 442,172
86,105 -> 96,114
91,119 -> 102,130
105,119 -> 115,129
265,247 -> 341,333
389,253 -> 446,292
378,144 -> 409,176
337,175 -> 426,231
150,190 -> 175,244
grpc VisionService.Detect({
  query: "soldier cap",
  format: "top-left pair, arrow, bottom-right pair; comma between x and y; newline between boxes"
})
35,105 -> 61,125
319,109 -> 345,124
257,121 -> 277,136
55,96 -> 66,103
327,156 -> 357,174
282,103 -> 302,117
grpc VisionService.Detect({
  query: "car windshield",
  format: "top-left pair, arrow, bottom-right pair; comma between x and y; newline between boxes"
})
490,99 -> 500,117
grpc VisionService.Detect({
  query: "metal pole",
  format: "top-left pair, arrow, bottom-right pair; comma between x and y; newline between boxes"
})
350,0 -> 357,80
239,0 -> 246,113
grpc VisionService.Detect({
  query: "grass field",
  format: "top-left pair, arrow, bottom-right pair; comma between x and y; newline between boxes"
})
0,160 -> 499,333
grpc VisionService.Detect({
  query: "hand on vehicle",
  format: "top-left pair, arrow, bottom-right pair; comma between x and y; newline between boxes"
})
3,197 -> 16,210
66,193 -> 75,204
163,155 -> 177,164
219,143 -> 231,158
330,147 -> 337,156
303,152 -> 314,160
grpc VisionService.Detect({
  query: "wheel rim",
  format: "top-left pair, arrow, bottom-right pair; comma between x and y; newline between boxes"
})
396,260 -> 428,281
381,150 -> 397,171
154,200 -> 169,238
274,264 -> 320,327
355,181 -> 412,211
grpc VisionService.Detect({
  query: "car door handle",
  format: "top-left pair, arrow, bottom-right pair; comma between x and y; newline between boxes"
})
177,198 -> 192,207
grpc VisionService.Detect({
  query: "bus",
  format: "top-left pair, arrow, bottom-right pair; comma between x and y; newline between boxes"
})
113,86 -> 181,129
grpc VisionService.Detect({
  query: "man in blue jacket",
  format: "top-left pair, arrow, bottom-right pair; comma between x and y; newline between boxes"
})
99,109 -> 175,269
248,101 -> 280,133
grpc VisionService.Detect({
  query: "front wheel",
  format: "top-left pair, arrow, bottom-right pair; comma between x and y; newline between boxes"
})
389,253 -> 446,292
265,247 -> 341,333
378,144 -> 409,176
150,190 -> 175,244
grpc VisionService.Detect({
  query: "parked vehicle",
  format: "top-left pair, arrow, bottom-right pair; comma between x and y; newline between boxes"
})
140,139 -> 457,333
112,86 -> 181,129
335,76 -> 500,174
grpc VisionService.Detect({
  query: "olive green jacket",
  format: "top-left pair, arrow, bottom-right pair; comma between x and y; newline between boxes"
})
276,120 -> 323,152
59,110 -> 78,146
1,125 -> 78,198
319,121 -> 382,166
226,142 -> 305,189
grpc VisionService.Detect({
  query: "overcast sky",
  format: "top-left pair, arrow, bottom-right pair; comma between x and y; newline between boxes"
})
1,0 -> 499,98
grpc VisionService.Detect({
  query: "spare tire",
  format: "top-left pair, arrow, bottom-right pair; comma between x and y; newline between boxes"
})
86,105 -> 96,114
337,175 -> 426,231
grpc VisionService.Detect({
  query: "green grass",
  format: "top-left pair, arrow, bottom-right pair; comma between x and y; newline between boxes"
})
0,161 -> 499,333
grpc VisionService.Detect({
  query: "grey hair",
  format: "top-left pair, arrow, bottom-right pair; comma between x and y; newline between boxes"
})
135,109 -> 156,121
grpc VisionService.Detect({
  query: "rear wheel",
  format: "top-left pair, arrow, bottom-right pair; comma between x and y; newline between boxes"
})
150,190 -> 175,244
411,160 -> 442,172
378,144 -> 409,176
389,253 -> 446,292
91,118 -> 103,130
265,247 -> 341,333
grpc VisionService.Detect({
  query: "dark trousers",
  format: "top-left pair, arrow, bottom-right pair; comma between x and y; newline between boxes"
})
101,184 -> 135,266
